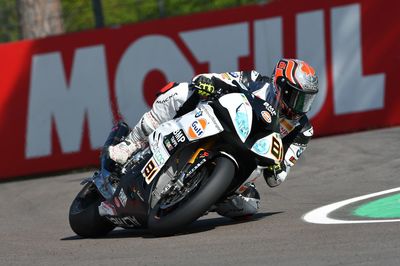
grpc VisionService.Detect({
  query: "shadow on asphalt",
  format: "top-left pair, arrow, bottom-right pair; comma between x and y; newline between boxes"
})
61,211 -> 282,240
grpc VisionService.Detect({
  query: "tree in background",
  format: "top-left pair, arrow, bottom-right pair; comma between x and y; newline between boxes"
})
0,0 -> 19,42
16,0 -> 64,39
0,0 -> 270,43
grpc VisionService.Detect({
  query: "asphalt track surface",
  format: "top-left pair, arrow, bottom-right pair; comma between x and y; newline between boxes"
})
1,126 -> 400,266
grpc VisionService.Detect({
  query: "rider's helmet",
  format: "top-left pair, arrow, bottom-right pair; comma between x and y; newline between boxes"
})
272,59 -> 318,120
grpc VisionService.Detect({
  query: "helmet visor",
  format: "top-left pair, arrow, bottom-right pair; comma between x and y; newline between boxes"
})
282,85 -> 317,113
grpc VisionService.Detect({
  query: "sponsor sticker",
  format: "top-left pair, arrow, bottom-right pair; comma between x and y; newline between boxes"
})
188,118 -> 207,139
186,158 -> 206,176
296,147 -> 305,157
106,216 -> 141,227
195,110 -> 203,118
152,145 -> 167,165
164,138 -> 174,152
142,158 -> 159,184
229,72 -> 239,78
199,150 -> 209,158
164,129 -> 187,153
173,129 -> 187,143
263,102 -> 277,116
261,111 -> 272,123
252,138 -> 270,155
170,135 -> 178,147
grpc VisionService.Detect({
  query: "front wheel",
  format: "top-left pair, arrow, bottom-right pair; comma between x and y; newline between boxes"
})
69,183 -> 115,238
148,157 -> 235,235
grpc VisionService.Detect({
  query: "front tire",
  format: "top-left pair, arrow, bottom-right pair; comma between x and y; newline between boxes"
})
148,157 -> 235,235
69,183 -> 115,238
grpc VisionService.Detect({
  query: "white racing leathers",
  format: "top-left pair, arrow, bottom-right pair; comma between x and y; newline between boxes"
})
121,71 -> 313,218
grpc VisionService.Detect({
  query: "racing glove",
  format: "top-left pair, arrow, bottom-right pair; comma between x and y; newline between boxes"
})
193,76 -> 216,98
263,162 -> 286,187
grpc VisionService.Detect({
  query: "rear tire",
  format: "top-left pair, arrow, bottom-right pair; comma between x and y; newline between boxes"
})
69,183 -> 115,238
148,157 -> 235,236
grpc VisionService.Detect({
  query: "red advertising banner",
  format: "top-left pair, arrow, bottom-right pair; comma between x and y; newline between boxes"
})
0,0 -> 399,179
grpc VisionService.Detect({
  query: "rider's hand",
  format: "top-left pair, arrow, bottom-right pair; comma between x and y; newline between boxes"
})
264,162 -> 285,187
193,76 -> 216,98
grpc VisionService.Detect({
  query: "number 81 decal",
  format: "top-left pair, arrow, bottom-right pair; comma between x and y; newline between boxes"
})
271,136 -> 284,162
142,158 -> 159,184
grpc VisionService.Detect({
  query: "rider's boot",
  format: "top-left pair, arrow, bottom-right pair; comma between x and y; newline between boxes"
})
101,121 -> 130,172
108,111 -> 160,164
214,182 -> 260,219
99,115 -> 157,216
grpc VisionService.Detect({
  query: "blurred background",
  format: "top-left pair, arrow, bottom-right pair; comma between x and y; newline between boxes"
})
0,0 -> 274,43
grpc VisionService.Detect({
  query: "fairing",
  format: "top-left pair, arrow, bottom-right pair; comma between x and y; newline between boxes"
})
90,83 -> 284,228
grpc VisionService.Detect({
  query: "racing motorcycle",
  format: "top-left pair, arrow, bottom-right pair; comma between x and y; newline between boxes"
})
69,80 -> 283,237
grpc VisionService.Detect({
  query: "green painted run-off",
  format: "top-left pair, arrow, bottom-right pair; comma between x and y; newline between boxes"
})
353,193 -> 400,218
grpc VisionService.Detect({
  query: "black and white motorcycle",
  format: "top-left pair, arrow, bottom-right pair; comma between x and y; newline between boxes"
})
69,80 -> 283,237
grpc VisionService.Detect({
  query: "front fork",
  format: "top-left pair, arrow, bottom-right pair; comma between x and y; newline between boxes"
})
159,148 -> 213,198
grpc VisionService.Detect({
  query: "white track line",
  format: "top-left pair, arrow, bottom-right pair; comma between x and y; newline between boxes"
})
303,187 -> 400,224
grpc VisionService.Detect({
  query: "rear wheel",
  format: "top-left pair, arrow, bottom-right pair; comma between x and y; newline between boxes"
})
69,183 -> 115,238
148,157 -> 235,235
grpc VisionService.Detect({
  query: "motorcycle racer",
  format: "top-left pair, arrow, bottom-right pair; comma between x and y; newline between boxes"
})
108,59 -> 319,218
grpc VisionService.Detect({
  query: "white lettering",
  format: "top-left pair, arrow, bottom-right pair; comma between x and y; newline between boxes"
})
107,216 -> 141,227
26,46 -> 113,158
331,4 -> 385,114
296,10 -> 327,119
192,121 -> 203,135
254,17 -> 283,72
180,23 -> 249,72
173,130 -> 186,142
115,35 -> 194,126
263,102 -> 277,116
